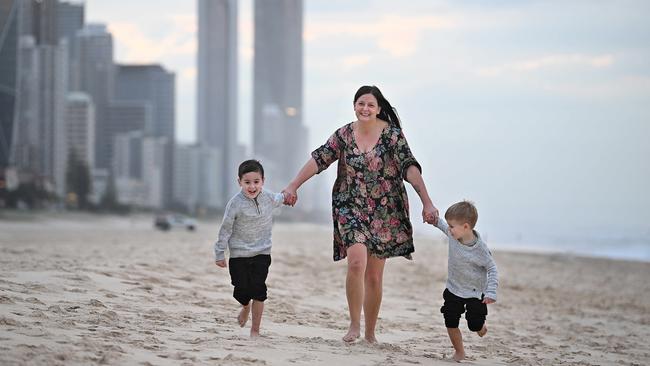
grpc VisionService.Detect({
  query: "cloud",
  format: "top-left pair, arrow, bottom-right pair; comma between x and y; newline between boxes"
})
305,14 -> 457,58
167,14 -> 196,34
180,67 -> 196,82
341,55 -> 372,70
108,17 -> 196,64
539,75 -> 650,98
476,54 -> 615,77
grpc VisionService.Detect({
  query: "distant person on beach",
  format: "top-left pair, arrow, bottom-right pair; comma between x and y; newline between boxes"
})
430,200 -> 498,362
282,85 -> 439,343
214,159 -> 288,338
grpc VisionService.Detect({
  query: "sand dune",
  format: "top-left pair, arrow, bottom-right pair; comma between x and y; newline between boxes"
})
1,213 -> 649,365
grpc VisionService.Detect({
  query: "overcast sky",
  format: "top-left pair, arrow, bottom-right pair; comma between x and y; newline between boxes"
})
85,0 -> 650,245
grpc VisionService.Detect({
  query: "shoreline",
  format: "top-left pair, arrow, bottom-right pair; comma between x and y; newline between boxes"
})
2,209 -> 648,264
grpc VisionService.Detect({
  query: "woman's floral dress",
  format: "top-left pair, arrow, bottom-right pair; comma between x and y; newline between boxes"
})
311,122 -> 422,261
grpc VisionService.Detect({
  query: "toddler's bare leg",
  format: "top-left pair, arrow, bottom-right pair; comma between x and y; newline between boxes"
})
477,324 -> 487,337
250,300 -> 264,338
447,328 -> 466,362
238,303 -> 250,327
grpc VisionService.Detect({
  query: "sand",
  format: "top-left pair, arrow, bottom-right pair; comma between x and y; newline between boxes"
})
1,213 -> 649,365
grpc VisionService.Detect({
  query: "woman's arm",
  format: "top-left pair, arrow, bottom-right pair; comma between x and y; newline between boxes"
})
405,165 -> 439,224
282,158 -> 319,206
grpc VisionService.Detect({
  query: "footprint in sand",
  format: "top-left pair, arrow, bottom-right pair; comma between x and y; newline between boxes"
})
25,297 -> 45,305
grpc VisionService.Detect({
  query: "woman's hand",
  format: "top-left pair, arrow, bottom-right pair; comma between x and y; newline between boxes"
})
282,184 -> 298,206
215,260 -> 226,268
422,202 -> 439,225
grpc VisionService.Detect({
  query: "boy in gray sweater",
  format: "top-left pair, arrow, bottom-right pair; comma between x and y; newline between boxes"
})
214,160 -> 287,338
432,201 -> 498,362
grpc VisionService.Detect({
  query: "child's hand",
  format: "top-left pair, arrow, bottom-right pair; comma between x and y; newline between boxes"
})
422,203 -> 439,225
282,186 -> 298,206
215,260 -> 226,268
281,191 -> 292,206
482,297 -> 496,304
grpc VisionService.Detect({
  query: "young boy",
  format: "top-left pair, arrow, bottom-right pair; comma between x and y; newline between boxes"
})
432,201 -> 498,362
214,159 -> 287,338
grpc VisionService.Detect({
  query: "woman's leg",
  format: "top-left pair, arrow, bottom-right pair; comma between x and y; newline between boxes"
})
363,254 -> 386,343
343,243 -> 367,342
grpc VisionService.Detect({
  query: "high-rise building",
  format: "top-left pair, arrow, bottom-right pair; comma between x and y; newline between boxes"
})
113,130 -> 144,206
114,64 -> 175,207
141,136 -> 171,209
56,1 -> 84,90
56,1 -> 83,43
6,0 -> 68,197
173,144 -> 201,213
114,64 -> 175,139
27,0 -> 58,46
74,23 -> 114,170
0,0 -> 19,170
113,130 -> 142,181
12,35 -> 39,174
106,100 -> 149,170
197,0 -> 238,204
38,43 -> 68,198
253,0 -> 307,192
65,92 -> 95,168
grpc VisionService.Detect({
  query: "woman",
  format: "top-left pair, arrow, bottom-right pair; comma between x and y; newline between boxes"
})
283,85 -> 438,343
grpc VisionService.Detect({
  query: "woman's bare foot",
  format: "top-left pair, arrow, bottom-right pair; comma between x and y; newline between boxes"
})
364,335 -> 378,344
453,351 -> 466,362
342,325 -> 360,342
238,305 -> 250,327
364,329 -> 378,344
250,329 -> 260,338
477,325 -> 487,337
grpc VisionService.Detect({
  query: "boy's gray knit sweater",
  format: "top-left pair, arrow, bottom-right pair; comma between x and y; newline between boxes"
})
214,190 -> 284,261
434,218 -> 498,301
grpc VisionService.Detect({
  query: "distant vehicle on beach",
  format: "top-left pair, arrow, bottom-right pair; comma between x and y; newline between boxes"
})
154,213 -> 196,231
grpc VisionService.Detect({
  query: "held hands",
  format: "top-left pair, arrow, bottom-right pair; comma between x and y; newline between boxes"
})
482,297 -> 496,304
281,185 -> 298,206
215,259 -> 226,268
422,202 -> 439,225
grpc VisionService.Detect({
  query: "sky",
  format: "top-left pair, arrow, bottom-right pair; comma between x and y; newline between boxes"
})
85,0 -> 650,250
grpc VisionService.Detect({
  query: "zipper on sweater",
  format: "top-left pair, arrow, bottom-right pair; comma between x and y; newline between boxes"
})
253,197 -> 260,215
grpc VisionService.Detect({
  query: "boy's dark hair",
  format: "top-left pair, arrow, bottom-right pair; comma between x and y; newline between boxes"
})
445,200 -> 478,228
238,159 -> 264,179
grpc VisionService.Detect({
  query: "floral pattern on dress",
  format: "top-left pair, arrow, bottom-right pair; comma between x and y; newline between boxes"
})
311,122 -> 422,261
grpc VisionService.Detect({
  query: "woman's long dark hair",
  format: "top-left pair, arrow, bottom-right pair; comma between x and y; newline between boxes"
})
353,85 -> 401,129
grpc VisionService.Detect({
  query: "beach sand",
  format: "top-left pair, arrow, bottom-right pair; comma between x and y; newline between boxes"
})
1,213 -> 649,365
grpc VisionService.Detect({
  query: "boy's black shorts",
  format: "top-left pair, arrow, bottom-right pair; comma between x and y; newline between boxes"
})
228,254 -> 271,306
440,288 -> 487,331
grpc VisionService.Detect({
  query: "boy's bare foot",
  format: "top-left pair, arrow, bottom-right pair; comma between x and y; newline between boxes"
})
250,329 -> 260,338
342,325 -> 360,342
477,325 -> 487,337
453,351 -> 466,362
238,305 -> 250,327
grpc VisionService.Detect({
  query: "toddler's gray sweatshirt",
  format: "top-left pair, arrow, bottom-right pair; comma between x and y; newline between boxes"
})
434,218 -> 499,301
214,190 -> 284,261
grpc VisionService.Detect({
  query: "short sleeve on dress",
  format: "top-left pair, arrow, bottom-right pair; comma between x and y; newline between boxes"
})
311,130 -> 343,173
394,129 -> 421,180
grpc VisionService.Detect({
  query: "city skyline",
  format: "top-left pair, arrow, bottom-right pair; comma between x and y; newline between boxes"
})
84,0 -> 650,245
